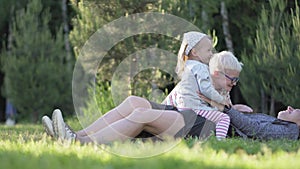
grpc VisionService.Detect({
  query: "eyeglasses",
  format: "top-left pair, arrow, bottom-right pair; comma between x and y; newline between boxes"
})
219,72 -> 239,83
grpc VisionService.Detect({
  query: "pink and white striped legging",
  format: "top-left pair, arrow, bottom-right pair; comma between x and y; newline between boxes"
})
196,109 -> 230,140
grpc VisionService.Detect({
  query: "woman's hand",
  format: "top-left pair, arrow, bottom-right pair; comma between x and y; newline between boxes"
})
232,104 -> 253,113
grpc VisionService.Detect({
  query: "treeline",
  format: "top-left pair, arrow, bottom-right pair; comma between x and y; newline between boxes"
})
0,0 -> 299,122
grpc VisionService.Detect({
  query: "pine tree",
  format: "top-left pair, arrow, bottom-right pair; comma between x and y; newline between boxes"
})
272,1 -> 300,107
1,0 -> 74,121
240,0 -> 300,114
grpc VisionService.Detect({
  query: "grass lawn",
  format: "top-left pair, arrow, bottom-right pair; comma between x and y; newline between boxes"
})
1,118 -> 300,169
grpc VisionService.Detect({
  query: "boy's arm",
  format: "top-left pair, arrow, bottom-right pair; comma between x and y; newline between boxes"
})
198,91 -> 253,113
194,71 -> 227,105
197,91 -> 225,111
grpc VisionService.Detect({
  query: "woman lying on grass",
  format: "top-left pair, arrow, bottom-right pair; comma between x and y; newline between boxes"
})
199,93 -> 300,140
43,98 -> 300,143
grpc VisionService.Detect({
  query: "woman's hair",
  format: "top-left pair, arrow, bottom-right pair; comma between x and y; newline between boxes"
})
209,51 -> 243,73
175,31 -> 208,79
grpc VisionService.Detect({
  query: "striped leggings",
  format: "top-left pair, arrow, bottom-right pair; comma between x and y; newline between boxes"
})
196,109 -> 230,140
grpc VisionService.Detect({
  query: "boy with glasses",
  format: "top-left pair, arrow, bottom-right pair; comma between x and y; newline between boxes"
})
163,32 -> 242,140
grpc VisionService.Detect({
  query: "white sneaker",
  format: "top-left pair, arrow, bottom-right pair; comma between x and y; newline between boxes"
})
64,123 -> 77,141
52,109 -> 76,141
42,116 -> 54,137
52,109 -> 66,140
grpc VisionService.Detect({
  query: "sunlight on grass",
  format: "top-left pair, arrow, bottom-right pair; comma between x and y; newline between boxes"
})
104,137 -> 183,158
1,124 -> 300,169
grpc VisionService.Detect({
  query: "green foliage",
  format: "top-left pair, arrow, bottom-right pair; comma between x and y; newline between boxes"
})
273,1 -> 300,107
0,0 -> 28,42
1,0 -> 74,122
79,81 -> 115,126
240,0 -> 300,111
218,0 -> 267,53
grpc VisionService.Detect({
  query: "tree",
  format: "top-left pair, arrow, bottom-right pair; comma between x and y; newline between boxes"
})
240,0 -> 300,115
1,0 -> 74,122
272,1 -> 300,108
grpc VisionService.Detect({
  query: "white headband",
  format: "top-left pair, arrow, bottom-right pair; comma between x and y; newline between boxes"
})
183,31 -> 207,56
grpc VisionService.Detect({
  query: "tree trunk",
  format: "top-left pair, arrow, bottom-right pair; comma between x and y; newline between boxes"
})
269,95 -> 275,116
261,88 -> 267,114
188,1 -> 194,18
32,111 -> 39,123
221,1 -> 239,102
130,54 -> 137,96
62,0 -> 72,69
220,1 -> 234,53
8,7 -> 14,51
201,9 -> 208,32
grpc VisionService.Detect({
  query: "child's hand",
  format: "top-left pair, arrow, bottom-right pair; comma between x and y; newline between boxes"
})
224,99 -> 231,107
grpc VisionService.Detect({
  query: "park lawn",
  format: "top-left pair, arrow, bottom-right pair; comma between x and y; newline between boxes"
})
1,119 -> 300,169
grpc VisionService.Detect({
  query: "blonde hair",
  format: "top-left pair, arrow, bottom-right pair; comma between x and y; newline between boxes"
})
209,51 -> 243,74
175,31 -> 207,79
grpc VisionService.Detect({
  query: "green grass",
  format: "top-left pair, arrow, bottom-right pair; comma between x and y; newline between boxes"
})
1,119 -> 300,169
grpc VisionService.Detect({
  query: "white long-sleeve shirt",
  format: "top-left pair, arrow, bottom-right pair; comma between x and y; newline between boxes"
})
163,60 -> 227,111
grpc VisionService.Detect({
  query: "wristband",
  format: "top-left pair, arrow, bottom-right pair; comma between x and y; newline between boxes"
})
223,105 -> 231,113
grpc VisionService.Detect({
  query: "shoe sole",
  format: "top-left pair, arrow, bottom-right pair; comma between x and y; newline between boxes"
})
42,116 -> 54,137
52,109 -> 66,139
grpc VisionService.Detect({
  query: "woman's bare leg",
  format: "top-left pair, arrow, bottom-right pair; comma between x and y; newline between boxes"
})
76,108 -> 185,144
76,96 -> 152,136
